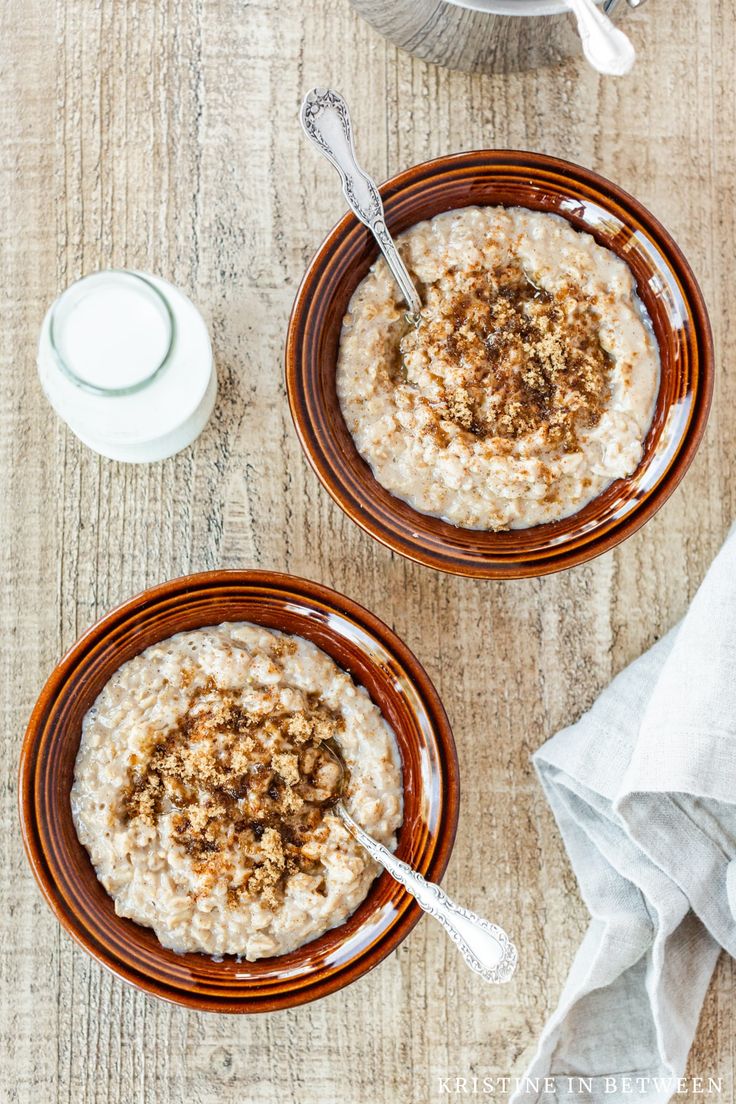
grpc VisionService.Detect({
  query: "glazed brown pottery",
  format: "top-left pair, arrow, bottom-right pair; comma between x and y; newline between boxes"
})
285,149 -> 714,578
19,571 -> 459,1012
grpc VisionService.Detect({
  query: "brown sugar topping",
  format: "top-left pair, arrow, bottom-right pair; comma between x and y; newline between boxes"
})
121,684 -> 345,909
399,263 -> 612,452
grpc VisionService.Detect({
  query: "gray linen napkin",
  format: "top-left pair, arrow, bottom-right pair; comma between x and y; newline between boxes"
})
511,528 -> 736,1103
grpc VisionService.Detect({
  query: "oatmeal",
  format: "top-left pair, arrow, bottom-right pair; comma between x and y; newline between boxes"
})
337,206 -> 659,530
71,623 -> 403,960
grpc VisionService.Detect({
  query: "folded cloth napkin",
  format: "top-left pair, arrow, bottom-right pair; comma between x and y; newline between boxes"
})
511,527 -> 736,1104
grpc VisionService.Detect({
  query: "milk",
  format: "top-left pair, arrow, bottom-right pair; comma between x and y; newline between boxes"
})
38,270 -> 216,462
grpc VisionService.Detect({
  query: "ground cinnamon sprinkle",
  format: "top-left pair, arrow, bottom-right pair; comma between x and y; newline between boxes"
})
121,686 -> 345,909
400,262 -> 612,452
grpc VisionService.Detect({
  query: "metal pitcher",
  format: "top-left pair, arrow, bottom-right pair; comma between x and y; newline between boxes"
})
349,0 -> 646,74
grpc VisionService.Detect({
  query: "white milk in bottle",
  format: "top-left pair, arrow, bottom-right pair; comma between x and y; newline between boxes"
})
38,270 -> 216,462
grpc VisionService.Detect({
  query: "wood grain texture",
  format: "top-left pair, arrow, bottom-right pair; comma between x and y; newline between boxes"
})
0,1 -> 733,1101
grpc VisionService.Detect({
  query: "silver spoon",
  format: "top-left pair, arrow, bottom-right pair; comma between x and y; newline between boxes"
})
320,742 -> 518,984
300,87 -> 423,321
565,0 -> 636,75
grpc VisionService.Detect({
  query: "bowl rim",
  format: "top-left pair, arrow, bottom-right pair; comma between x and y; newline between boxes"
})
285,148 -> 715,579
18,569 -> 459,1013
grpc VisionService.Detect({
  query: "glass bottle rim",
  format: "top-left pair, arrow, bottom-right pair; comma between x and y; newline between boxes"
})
48,269 -> 176,397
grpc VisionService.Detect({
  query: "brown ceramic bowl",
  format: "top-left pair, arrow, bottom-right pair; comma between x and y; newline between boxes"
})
286,150 -> 714,578
19,571 -> 458,1012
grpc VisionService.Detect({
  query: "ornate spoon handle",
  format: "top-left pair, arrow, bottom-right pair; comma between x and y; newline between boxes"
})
338,805 -> 518,984
300,87 -> 423,319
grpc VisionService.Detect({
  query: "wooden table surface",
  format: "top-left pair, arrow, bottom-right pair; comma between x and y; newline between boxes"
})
1,1 -> 734,1101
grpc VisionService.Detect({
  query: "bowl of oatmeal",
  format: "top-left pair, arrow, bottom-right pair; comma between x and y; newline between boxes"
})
19,572 -> 458,1012
286,150 -> 713,577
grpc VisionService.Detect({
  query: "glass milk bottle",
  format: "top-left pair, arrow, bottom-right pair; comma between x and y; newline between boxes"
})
38,270 -> 217,462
